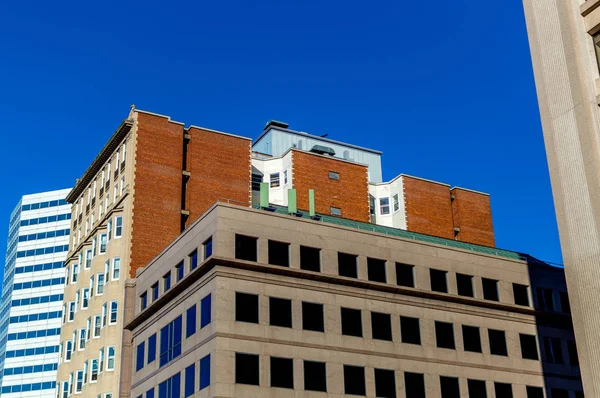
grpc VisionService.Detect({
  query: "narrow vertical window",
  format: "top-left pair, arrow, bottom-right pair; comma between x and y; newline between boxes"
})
136,342 -> 145,371
186,304 -> 197,338
200,354 -> 211,389
112,257 -> 120,280
115,216 -> 123,237
201,294 -> 212,328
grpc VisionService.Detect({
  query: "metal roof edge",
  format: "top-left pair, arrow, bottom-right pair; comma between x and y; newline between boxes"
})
187,125 -> 252,141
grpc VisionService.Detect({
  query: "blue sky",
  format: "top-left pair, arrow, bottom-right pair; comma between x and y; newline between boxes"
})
0,1 -> 561,281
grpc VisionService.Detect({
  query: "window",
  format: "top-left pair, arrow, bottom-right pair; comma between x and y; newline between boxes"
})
92,236 -> 97,256
114,216 -> 123,237
341,308 -> 362,337
82,288 -> 89,309
79,328 -> 86,350
236,292 -> 259,323
392,194 -> 400,212
456,273 -> 474,297
536,288 -> 555,311
163,272 -> 171,292
201,294 -> 211,328
520,334 -> 539,360
152,283 -> 159,301
148,334 -> 157,364
440,376 -> 460,398
271,357 -> 293,389
83,360 -> 89,385
251,173 -> 262,191
68,301 -> 75,321
270,297 -> 292,328
270,173 -> 280,188
330,206 -> 341,216
76,290 -> 81,312
526,387 -> 544,398
300,246 -> 320,272
86,318 -> 91,342
69,372 -> 74,395
435,321 -> 455,349
110,301 -> 118,324
367,257 -> 386,283
120,176 -> 125,195
65,340 -> 73,361
107,346 -> 115,370
140,292 -> 148,310
176,262 -> 184,282
75,369 -> 84,392
462,325 -> 482,353
85,249 -> 92,269
200,354 -> 210,389
302,302 -> 324,332
513,283 -> 530,306
186,304 -> 197,338
338,252 -> 358,278
159,315 -> 182,367
158,372 -> 181,398
344,365 -> 366,396
400,316 -> 421,345
283,170 -> 288,184
235,234 -> 258,262
235,353 -> 259,385
543,336 -> 563,364
329,171 -> 340,180
395,263 -> 414,287
91,359 -> 99,382
97,273 -> 105,295
104,260 -> 110,285
552,389 -> 570,398
568,340 -> 579,366
185,364 -> 195,397
375,368 -> 396,398
405,372 -> 426,398
559,291 -> 571,314
189,250 -> 198,271
430,269 -> 448,293
203,237 -> 213,259
112,258 -> 120,280
99,347 -> 105,372
380,197 -> 390,215
488,329 -> 508,356
90,275 -> 95,297
495,383 -> 513,398
66,265 -> 70,286
268,240 -> 290,267
72,262 -> 79,283
304,360 -> 326,392
93,315 -> 101,338
107,219 -> 113,241
371,312 -> 392,341
100,233 -> 107,253
102,303 -> 107,327
467,380 -> 487,398
482,278 -> 499,301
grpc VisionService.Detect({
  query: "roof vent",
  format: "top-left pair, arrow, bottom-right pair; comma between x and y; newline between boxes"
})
310,145 -> 336,156
264,120 -> 289,131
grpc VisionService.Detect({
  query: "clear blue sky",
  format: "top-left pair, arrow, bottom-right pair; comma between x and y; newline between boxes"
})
0,1 -> 561,281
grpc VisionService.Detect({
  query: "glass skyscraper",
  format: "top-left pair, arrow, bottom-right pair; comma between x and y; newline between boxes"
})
0,189 -> 71,397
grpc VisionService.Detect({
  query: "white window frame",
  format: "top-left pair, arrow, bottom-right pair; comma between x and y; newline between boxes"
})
393,193 -> 400,212
102,303 -> 107,328
379,197 -> 390,215
284,170 -> 288,185
65,340 -> 73,362
90,275 -> 95,297
120,176 -> 125,195
90,359 -> 99,383
99,203 -> 104,218
107,346 -> 116,371
59,342 -> 63,364
104,261 -> 110,284
97,273 -> 105,295
69,372 -> 74,395
62,304 -> 67,324
91,212 -> 95,226
75,290 -> 80,313
113,185 -> 118,202
114,216 -> 123,238
93,315 -> 101,338
112,257 -> 120,280
79,328 -> 86,351
92,236 -> 97,257
71,262 -> 78,284
83,360 -> 89,385
107,219 -> 112,241
75,370 -> 83,393
99,347 -> 105,374
109,301 -> 118,325
86,317 -> 91,342
85,249 -> 92,269
93,179 -> 97,199
68,301 -> 75,322
65,265 -> 70,286
270,172 -> 280,188
82,288 -> 90,309
99,233 -> 107,254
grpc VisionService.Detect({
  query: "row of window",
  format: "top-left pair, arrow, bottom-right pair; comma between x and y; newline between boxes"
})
376,194 -> 401,216
1,381 -> 56,394
61,301 -> 118,351
18,228 -> 70,242
16,244 -> 69,258
8,327 -> 61,341
3,362 -> 57,376
233,292 -> 578,365
139,237 -> 212,311
9,310 -> 62,324
5,344 -> 59,358
136,355 -> 211,398
137,294 -> 211,371
232,353 -> 581,398
62,346 -> 116,395
22,199 -> 69,211
20,212 -> 71,227
15,260 -> 63,274
13,277 -> 64,290
11,293 -> 63,307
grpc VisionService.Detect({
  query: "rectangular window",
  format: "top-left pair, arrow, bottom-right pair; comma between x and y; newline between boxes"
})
456,273 -> 474,297
107,219 -> 113,241
115,216 -> 123,237
140,292 -> 148,310
235,353 -> 259,385
440,376 -> 460,398
560,291 -> 571,314
236,292 -> 259,323
329,171 -> 340,180
99,347 -> 105,372
107,346 -> 115,370
375,368 -> 396,398
300,246 -> 320,272
200,354 -> 210,390
159,315 -> 183,367
430,269 -> 448,293
235,234 -> 258,262
186,304 -> 197,338
551,389 -> 569,398
102,303 -> 108,328
435,321 -> 455,349
544,336 -> 563,364
65,340 -> 73,361
97,273 -> 105,295
148,334 -> 157,364
189,250 -> 198,271
136,341 -> 145,370
270,173 -> 280,188
79,328 -> 86,350
176,261 -> 184,282
367,257 -> 386,283
93,315 -> 101,338
380,197 -> 390,215
489,329 -> 508,356
467,380 -> 487,398
395,263 -> 414,288
83,360 -> 89,385
268,240 -> 290,267
91,359 -> 99,382
284,169 -> 288,184
76,370 -> 83,393
338,252 -> 358,278
185,364 -> 195,397
371,311 -> 392,341
536,288 -> 555,311
494,383 -> 513,398
270,297 -> 292,328
68,301 -> 75,322
304,360 -> 327,392
86,318 -> 91,342
163,272 -> 171,292
112,258 -> 120,280
110,301 -> 118,324
203,237 -> 213,259
330,206 -> 342,216
341,308 -> 362,337
343,365 -> 366,396
85,249 -> 92,269
526,386 -> 544,398
393,194 -> 400,212
201,294 -> 211,328
462,325 -> 482,353
302,302 -> 324,332
400,316 -> 421,345
90,275 -> 95,297
482,278 -> 499,301
520,334 -> 539,360
513,283 -> 530,306
99,233 -> 107,254
405,372 -> 426,398
158,372 -> 180,398
270,357 -> 294,389
152,283 -> 159,301
568,340 -> 579,366
72,262 -> 79,283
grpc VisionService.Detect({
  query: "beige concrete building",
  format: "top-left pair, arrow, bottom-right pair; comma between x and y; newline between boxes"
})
124,202 -> 582,398
523,0 -> 600,394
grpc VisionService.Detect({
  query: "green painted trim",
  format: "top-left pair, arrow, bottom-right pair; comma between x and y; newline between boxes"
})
309,190 -> 315,216
288,189 -> 297,213
260,183 -> 269,208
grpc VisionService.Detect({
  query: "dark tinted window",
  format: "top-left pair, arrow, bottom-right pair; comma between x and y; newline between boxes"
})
551,389 -> 569,398
488,329 -> 508,356
268,240 -> 289,267
494,383 -> 513,398
235,235 -> 257,262
440,376 -> 460,398
543,336 -> 563,364
300,246 -> 320,272
574,391 -> 584,398
462,325 -> 482,353
404,372 -> 426,398
536,288 -> 555,311
400,316 -> 421,345
520,334 -> 539,360
456,273 -> 474,297
526,386 -> 544,398
375,368 -> 396,398
269,297 -> 292,328
430,269 -> 448,293
371,312 -> 392,341
176,262 -> 184,282
186,304 -> 196,338
203,237 -> 213,259
467,379 -> 487,398
235,353 -> 259,385
395,263 -> 414,287
341,308 -> 362,337
185,363 -> 195,397
338,253 -> 358,278
435,321 -> 455,349
302,302 -> 324,332
482,278 -> 499,301
560,292 -> 571,314
189,250 -> 198,271
513,283 -> 530,306
568,340 -> 579,366
236,292 -> 259,324
343,365 -> 366,396
304,361 -> 327,392
367,258 -> 386,283
270,357 -> 293,389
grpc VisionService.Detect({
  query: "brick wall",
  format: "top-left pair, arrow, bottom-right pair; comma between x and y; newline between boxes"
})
130,112 -> 185,277
186,127 -> 251,225
451,188 -> 495,247
402,176 -> 455,240
292,150 -> 369,222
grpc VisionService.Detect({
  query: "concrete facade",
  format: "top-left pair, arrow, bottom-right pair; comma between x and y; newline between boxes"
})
523,0 -> 600,394
125,203 -> 581,398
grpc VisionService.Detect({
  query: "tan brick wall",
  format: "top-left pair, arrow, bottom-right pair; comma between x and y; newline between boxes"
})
292,150 -> 369,222
403,176 -> 455,240
130,112 -> 185,277
451,188 -> 495,247
186,127 -> 251,225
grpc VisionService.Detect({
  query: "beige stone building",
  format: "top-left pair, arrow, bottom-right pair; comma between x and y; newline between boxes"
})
522,0 -> 600,394
124,202 -> 582,398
